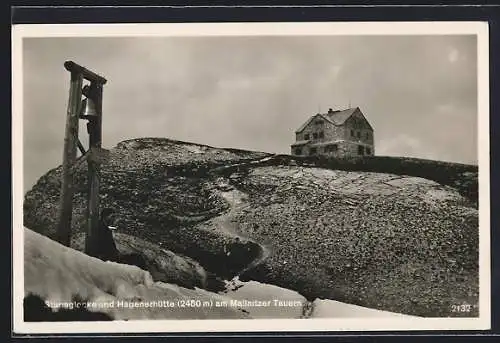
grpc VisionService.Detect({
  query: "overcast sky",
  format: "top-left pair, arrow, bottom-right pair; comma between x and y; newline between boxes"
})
22,35 -> 478,192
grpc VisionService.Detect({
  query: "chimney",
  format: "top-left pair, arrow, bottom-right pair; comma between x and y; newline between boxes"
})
328,108 -> 333,114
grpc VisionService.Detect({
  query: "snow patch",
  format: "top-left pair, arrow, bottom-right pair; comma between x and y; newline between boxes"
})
183,145 -> 208,154
220,277 -> 306,318
424,188 -> 463,203
386,177 -> 440,187
311,299 -> 418,318
249,166 -> 466,200
24,228 -> 247,320
219,190 -> 248,207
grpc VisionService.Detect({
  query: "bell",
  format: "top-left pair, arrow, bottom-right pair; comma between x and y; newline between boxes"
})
80,97 -> 97,119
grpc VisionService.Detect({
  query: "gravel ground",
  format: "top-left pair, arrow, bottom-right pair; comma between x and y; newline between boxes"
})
229,166 -> 478,317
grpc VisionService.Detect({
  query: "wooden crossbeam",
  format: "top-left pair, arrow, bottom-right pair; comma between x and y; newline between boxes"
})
77,139 -> 86,155
64,61 -> 107,85
69,151 -> 90,175
70,147 -> 110,175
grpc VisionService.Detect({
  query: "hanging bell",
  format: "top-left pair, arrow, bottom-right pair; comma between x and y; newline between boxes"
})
80,97 -> 98,119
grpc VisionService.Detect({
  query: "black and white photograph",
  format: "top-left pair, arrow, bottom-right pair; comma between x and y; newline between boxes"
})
12,22 -> 490,333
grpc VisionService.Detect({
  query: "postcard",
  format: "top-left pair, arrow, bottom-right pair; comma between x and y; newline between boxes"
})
12,21 -> 490,334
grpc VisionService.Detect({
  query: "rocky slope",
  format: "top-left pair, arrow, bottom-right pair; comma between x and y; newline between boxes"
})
24,137 -> 479,317
25,228 -> 415,322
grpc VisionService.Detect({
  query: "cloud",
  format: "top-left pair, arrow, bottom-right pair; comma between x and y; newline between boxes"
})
376,132 -> 468,164
377,134 -> 422,157
437,103 -> 454,113
448,48 -> 459,63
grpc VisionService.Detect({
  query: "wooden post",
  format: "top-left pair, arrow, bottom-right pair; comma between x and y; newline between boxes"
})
57,61 -> 107,252
84,83 -> 103,256
55,72 -> 83,246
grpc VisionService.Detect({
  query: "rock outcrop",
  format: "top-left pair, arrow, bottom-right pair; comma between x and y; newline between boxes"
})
70,231 -> 211,290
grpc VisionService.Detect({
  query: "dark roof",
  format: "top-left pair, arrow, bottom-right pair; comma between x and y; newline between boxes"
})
325,108 -> 358,125
295,107 -> 364,133
294,114 -> 333,133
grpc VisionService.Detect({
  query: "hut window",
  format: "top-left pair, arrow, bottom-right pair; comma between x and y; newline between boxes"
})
358,145 -> 364,155
326,144 -> 338,152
